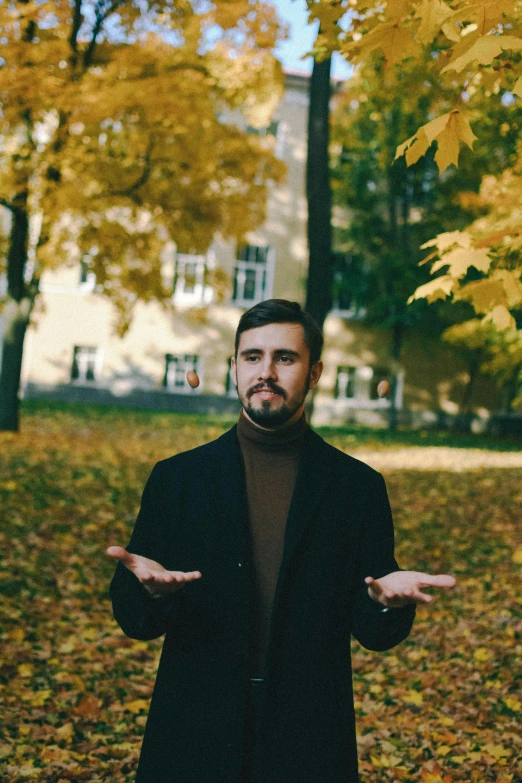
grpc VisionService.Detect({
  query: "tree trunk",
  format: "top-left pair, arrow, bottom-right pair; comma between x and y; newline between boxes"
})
305,56 -> 333,331
460,356 -> 479,414
0,297 -> 32,430
388,320 -> 403,432
0,205 -> 33,432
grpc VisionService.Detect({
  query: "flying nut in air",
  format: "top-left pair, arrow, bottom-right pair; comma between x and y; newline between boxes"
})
377,379 -> 391,398
186,370 -> 200,388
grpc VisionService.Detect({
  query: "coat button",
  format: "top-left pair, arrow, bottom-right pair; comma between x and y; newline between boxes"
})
238,562 -> 242,567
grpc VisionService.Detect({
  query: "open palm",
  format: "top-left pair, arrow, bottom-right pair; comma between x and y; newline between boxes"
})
365,571 -> 456,608
107,546 -> 202,597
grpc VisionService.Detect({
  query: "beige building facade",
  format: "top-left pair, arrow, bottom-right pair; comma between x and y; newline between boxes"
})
2,72 -> 505,428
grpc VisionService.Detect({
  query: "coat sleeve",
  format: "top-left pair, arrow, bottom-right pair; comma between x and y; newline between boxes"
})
109,461 -> 182,641
350,472 -> 415,652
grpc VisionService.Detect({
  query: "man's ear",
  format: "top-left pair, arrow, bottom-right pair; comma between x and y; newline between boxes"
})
309,360 -> 323,390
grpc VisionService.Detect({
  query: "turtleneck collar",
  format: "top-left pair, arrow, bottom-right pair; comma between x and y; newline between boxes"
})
237,408 -> 308,449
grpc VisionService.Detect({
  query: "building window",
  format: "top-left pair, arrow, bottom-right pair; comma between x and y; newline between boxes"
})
330,253 -> 367,319
225,357 -> 238,398
71,346 -> 101,383
334,366 -> 378,403
163,354 -> 201,393
246,120 -> 280,137
173,252 -> 214,305
335,366 -> 357,399
232,245 -> 275,306
334,365 -> 403,408
79,256 -> 96,292
0,272 -> 7,297
246,120 -> 285,156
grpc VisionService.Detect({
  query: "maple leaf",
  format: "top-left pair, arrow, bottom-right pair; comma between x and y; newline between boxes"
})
431,247 -> 493,277
502,696 -> 521,712
401,689 -> 424,706
414,0 -> 453,45
442,34 -> 522,74
512,75 -> 522,97
408,275 -> 455,303
483,304 -> 516,330
395,110 -> 477,173
481,743 -> 511,760
434,112 -> 478,173
494,270 -> 522,307
124,699 -> 150,713
405,130 -> 431,166
74,696 -> 101,719
343,22 -> 421,67
421,231 -> 473,252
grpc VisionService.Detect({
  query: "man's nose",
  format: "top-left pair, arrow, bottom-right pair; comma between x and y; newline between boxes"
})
258,359 -> 276,380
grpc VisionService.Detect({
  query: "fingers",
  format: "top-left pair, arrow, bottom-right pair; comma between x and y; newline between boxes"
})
181,570 -> 202,581
139,570 -> 202,586
366,576 -> 436,607
421,574 -> 457,588
106,546 -> 135,568
365,576 -> 382,594
366,577 -> 398,601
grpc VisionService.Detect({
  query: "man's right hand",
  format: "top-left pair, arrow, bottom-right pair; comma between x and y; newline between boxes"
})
107,546 -> 202,598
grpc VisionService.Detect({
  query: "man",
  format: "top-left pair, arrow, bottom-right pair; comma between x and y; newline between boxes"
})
108,299 -> 455,783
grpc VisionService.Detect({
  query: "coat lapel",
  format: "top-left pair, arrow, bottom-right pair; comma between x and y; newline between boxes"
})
207,425 -> 339,568
206,425 -> 249,557
277,429 -> 339,583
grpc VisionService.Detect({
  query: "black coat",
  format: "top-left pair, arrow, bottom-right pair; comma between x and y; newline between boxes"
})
110,425 -> 415,783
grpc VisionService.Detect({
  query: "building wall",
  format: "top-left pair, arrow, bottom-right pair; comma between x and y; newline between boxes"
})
16,72 -> 505,425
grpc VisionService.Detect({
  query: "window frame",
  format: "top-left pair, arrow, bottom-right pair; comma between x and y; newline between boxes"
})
70,345 -> 102,385
163,353 -> 202,395
333,365 -> 404,409
231,245 -> 275,307
173,251 -> 215,306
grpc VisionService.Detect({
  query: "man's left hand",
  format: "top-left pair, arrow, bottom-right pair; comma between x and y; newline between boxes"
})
365,571 -> 456,608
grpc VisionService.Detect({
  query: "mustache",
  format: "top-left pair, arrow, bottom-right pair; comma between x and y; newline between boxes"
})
247,382 -> 287,400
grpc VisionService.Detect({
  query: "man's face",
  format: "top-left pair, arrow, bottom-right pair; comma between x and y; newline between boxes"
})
231,322 -> 323,429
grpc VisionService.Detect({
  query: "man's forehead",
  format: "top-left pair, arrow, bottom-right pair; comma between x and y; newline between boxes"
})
238,322 -> 306,352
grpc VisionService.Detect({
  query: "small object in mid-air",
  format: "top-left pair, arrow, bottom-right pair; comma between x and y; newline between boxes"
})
377,379 -> 391,398
186,370 -> 200,389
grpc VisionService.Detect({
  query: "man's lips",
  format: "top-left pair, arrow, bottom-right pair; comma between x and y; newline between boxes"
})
249,386 -> 285,400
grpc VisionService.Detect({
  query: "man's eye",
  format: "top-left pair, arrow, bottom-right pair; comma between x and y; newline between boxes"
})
278,356 -> 292,363
246,356 -> 259,362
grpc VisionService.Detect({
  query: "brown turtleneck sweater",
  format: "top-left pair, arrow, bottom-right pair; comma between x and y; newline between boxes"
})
236,409 -> 308,678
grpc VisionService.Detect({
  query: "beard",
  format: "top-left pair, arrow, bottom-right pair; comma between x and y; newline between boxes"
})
243,397 -> 303,428
238,374 -> 311,428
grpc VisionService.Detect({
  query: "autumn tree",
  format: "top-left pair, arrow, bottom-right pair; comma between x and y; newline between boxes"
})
331,50 -> 522,414
307,0 -> 522,410
0,0 -> 286,431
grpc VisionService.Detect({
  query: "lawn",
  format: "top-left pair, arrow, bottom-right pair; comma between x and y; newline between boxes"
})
1,403 -> 521,782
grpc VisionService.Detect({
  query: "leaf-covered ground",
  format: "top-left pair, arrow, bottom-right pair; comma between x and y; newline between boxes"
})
1,403 -> 521,782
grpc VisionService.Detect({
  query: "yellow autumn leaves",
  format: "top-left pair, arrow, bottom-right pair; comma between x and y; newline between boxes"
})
309,0 -> 522,174
409,230 -> 522,331
2,407 -> 521,781
395,109 -> 478,174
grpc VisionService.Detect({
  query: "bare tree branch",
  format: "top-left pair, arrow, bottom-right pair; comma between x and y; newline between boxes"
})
83,0 -> 125,70
69,0 -> 83,70
93,137 -> 155,204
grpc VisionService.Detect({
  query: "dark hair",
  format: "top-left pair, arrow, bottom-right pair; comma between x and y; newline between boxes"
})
234,299 -> 324,366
